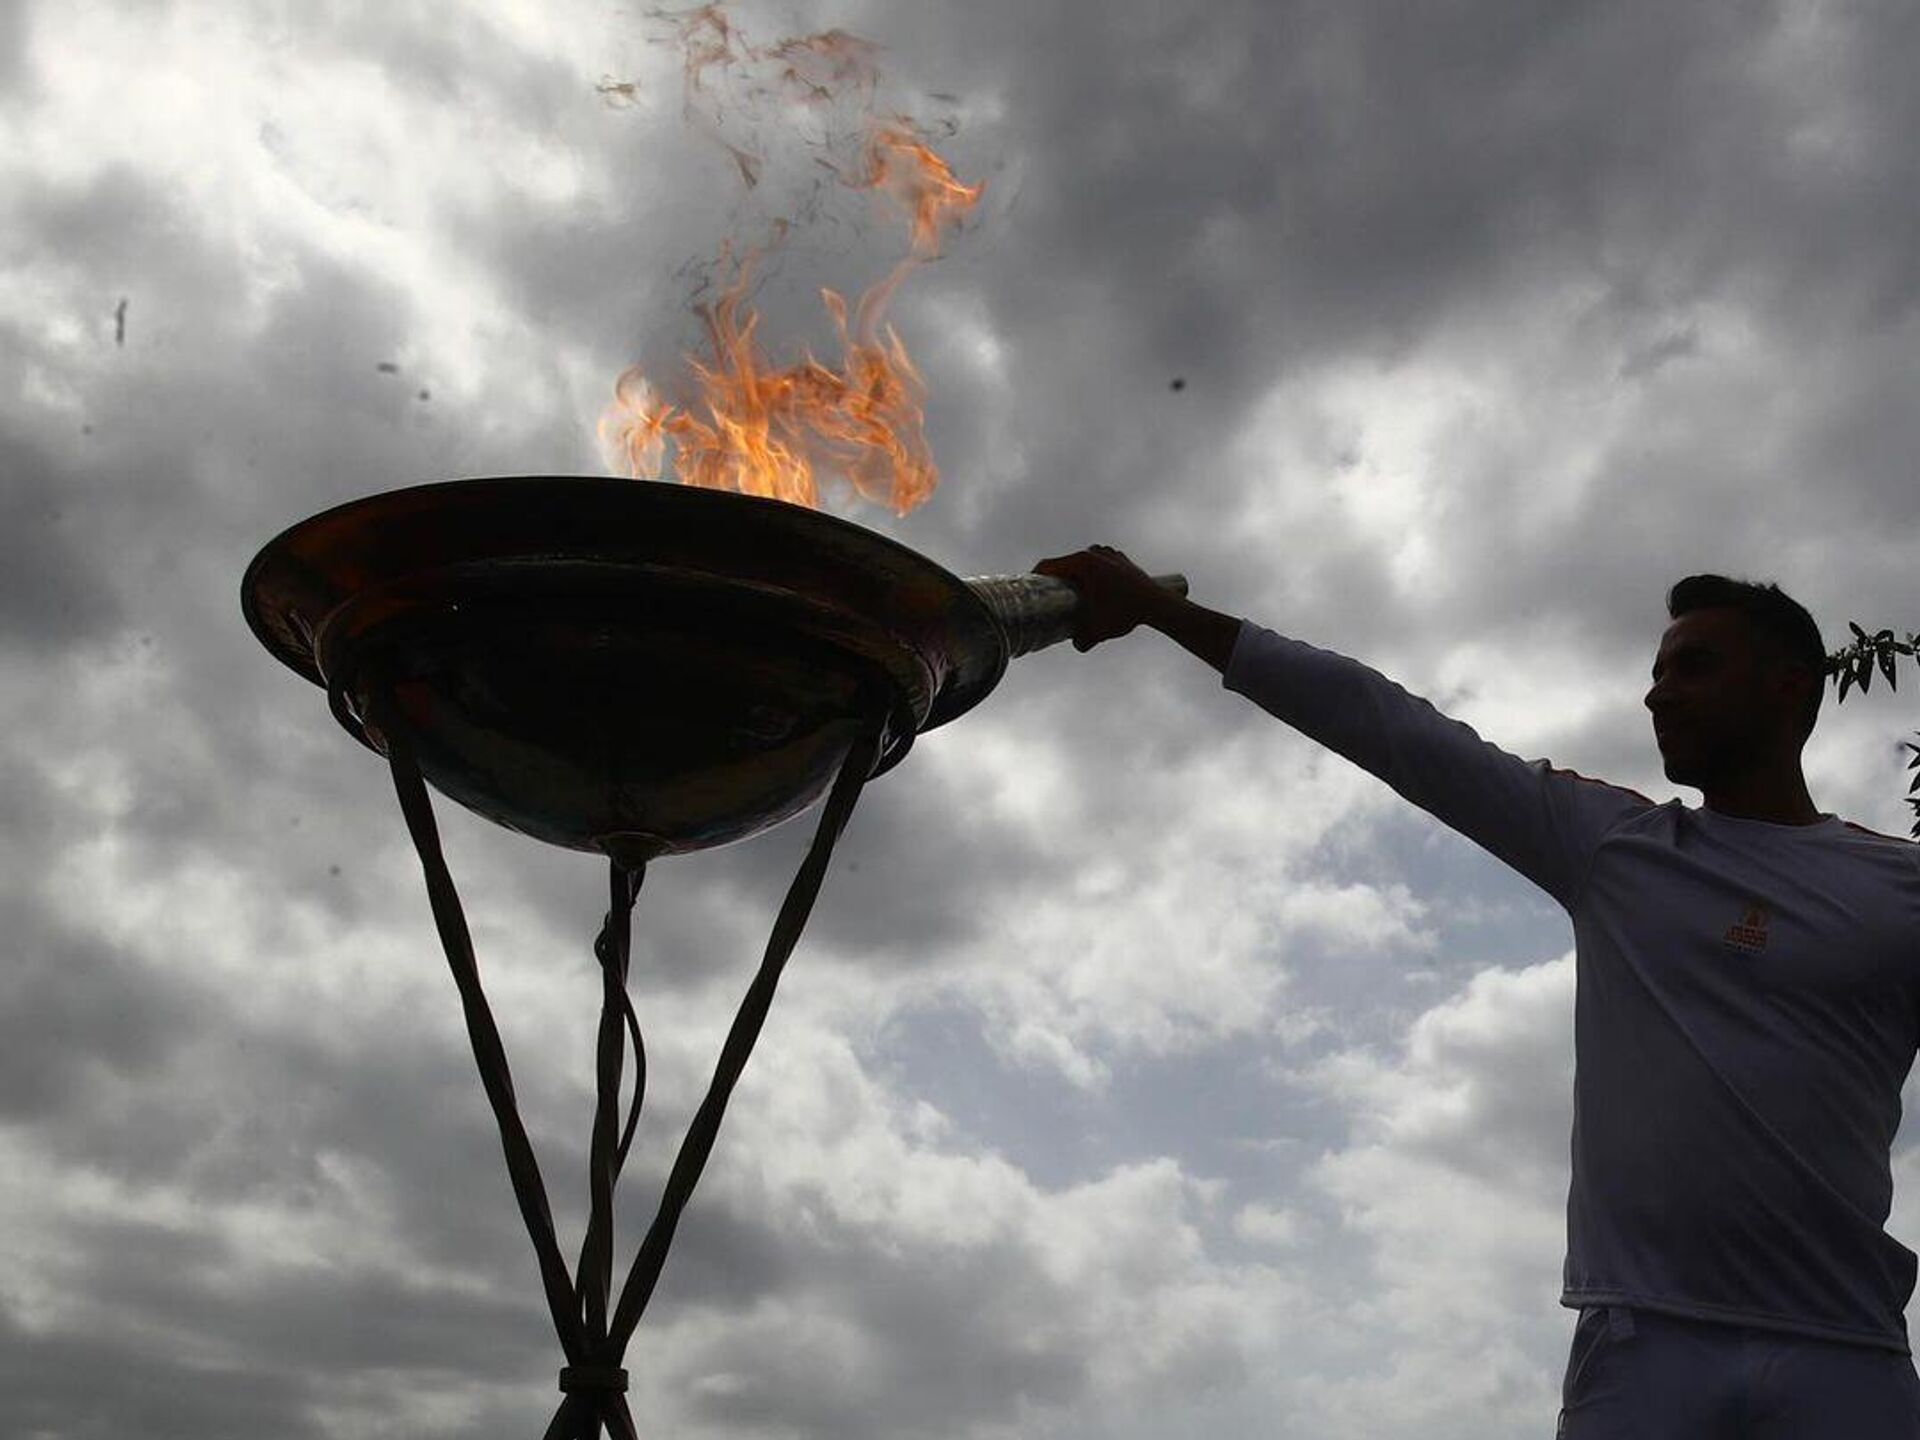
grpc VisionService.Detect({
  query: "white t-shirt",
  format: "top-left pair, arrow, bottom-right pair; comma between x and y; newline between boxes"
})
1224,621 -> 1920,1352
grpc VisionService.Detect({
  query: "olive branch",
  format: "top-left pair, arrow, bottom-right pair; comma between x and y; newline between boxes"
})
1825,623 -> 1920,837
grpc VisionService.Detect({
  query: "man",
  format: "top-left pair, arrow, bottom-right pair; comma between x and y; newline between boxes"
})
1033,545 -> 1920,1438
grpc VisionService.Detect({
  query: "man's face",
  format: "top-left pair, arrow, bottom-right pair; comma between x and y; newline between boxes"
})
1644,607 -> 1805,788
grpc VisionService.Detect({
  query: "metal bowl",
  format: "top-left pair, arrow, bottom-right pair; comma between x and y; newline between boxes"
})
242,477 -> 1009,861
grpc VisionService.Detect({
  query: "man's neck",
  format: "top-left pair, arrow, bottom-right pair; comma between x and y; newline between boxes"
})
1701,767 -> 1823,826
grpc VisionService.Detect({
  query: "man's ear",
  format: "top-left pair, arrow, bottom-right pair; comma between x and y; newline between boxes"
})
1778,662 -> 1819,734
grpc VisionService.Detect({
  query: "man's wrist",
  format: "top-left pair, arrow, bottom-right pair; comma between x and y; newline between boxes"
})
1140,584 -> 1187,632
1143,590 -> 1241,674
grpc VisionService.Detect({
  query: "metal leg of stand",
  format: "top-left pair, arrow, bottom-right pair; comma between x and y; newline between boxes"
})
379,699 -> 886,1438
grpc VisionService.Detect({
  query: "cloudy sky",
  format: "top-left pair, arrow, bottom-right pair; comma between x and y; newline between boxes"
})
5,1 -> 1920,1435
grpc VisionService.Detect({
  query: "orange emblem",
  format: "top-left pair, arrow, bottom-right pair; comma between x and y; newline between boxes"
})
1723,902 -> 1771,955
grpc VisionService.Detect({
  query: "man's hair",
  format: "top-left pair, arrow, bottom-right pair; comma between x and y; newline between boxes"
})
1667,574 -> 1825,739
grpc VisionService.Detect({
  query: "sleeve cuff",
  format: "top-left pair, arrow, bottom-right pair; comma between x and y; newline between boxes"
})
1220,617 -> 1260,691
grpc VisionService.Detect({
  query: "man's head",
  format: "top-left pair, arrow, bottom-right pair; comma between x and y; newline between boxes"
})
1646,574 -> 1826,789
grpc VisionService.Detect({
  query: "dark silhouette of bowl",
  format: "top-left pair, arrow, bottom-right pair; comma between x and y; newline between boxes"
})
242,477 -> 1007,861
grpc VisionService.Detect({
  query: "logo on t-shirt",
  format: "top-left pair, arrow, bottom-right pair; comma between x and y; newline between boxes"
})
1723,902 -> 1772,955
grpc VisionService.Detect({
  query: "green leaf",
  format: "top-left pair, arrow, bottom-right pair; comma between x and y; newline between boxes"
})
1856,653 -> 1873,695
1838,667 -> 1855,702
1850,620 -> 1869,643
1881,647 -> 1899,690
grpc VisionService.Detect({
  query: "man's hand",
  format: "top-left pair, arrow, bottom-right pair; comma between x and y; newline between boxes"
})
1032,545 -> 1175,652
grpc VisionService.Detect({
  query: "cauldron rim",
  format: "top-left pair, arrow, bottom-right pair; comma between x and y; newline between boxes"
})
241,475 -> 1010,735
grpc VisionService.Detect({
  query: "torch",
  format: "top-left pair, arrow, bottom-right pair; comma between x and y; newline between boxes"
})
242,475 -> 1184,1439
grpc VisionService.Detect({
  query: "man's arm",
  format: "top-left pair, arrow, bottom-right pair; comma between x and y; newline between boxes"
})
1032,544 -> 1651,908
1145,590 -> 1242,674
1033,545 -> 1242,671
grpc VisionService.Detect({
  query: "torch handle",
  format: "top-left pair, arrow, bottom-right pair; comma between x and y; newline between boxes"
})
964,572 -> 1190,659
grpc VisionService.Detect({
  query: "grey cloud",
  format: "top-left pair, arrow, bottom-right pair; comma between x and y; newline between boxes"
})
1314,955 -> 1575,1200
868,1008 -> 1314,1193
869,0 -> 1920,593
0,430 -> 123,652
60,1211 -> 542,1381
672,1213 -> 1092,1440
754,734 -> 1071,965
647,1188 -> 805,1312
0,2 -> 28,98
7,1 -> 1920,1436
1785,354 -> 1920,535
0,1304 -> 328,1440
0,897 -> 203,1126
1,1215 -> 548,1439
320,3 -> 580,119
0,758 -> 222,1139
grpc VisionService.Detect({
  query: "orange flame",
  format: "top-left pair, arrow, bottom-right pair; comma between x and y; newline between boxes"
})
864,122 -> 983,261
601,11 -> 983,516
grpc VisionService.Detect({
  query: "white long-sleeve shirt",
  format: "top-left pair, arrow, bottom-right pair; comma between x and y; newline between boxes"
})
1223,621 -> 1920,1352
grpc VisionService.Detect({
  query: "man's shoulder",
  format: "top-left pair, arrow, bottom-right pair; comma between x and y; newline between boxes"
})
1542,765 -> 1661,811
1836,817 -> 1920,848
1832,819 -> 1920,882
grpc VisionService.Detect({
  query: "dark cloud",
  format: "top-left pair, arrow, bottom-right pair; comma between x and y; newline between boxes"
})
0,1214 -> 552,1439
60,1210 -> 542,1380
868,0 -> 1920,594
0,430 -> 122,652
0,896 -> 202,1126
744,732 -> 1070,964
5,1 -> 1920,1436
0,1303 -> 329,1440
644,1190 -> 804,1311
670,1211 -> 1093,1439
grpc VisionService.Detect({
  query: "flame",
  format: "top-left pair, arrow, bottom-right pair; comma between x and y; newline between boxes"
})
601,10 -> 983,516
864,122 -> 983,260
